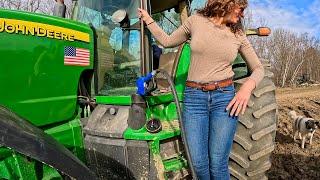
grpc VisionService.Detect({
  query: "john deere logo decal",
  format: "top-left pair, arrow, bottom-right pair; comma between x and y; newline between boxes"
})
0,18 -> 90,43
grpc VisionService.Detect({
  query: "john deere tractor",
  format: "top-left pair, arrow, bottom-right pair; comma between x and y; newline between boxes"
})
0,0 -> 277,179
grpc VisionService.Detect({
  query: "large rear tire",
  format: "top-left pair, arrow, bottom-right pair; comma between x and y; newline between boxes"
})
229,60 -> 277,180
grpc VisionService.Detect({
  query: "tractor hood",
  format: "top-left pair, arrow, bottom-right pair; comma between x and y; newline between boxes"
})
0,9 -> 94,126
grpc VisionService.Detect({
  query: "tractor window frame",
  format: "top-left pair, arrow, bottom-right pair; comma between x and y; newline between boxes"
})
151,8 -> 182,54
74,1 -> 143,96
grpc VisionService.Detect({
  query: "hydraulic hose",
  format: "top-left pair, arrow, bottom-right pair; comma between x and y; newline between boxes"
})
155,69 -> 198,180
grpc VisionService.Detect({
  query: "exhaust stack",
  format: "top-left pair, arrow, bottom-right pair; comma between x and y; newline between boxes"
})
53,0 -> 66,18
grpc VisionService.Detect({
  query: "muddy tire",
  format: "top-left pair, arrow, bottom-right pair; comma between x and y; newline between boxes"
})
229,60 -> 278,180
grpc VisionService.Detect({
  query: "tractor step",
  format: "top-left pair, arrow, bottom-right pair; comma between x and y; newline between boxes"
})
163,156 -> 188,172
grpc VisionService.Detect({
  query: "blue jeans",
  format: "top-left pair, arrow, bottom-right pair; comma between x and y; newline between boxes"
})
183,85 -> 238,180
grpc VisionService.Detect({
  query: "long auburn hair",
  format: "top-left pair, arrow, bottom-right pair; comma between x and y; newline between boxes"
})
197,0 -> 248,34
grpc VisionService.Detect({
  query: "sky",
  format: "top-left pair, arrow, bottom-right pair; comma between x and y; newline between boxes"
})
248,0 -> 320,37
191,0 -> 320,38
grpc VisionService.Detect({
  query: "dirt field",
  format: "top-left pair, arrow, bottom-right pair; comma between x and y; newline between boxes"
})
267,85 -> 320,179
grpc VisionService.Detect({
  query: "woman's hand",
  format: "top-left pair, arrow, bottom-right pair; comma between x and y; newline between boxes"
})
226,79 -> 256,116
137,8 -> 153,24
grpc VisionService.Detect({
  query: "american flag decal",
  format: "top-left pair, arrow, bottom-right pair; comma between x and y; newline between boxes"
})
64,46 -> 90,66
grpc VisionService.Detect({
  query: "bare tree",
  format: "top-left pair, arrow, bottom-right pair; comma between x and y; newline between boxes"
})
260,29 -> 320,87
0,0 -> 73,16
244,10 -> 320,87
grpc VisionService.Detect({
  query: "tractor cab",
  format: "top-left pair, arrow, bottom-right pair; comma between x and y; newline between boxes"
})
73,0 -> 143,97
71,0 -> 189,98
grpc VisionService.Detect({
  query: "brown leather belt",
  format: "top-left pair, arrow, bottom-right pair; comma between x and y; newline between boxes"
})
186,78 -> 233,91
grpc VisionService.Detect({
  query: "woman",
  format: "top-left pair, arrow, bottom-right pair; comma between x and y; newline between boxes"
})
138,0 -> 264,179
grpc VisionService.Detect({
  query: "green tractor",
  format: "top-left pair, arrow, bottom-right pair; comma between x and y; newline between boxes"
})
0,0 -> 277,179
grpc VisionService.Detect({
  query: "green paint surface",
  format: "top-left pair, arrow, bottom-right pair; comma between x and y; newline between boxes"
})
45,118 -> 85,161
0,152 -> 62,180
0,9 -> 88,178
0,9 -> 94,126
163,156 -> 187,172
95,95 -> 132,105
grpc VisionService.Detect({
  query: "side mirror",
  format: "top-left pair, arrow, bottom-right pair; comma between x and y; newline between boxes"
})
246,27 -> 271,36
112,9 -> 130,28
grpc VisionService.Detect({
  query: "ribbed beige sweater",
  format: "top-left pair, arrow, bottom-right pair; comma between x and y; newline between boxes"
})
147,14 -> 264,86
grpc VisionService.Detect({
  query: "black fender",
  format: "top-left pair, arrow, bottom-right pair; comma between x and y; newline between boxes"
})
0,106 -> 97,180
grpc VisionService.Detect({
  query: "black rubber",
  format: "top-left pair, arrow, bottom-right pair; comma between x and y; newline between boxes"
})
0,106 -> 97,180
229,60 -> 278,180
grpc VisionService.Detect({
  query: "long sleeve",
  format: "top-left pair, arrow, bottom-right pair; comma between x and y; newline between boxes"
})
146,15 -> 194,48
239,34 -> 265,87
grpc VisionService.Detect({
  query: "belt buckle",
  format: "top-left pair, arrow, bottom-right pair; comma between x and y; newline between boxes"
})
202,87 -> 208,91
201,83 -> 209,91
214,82 -> 221,91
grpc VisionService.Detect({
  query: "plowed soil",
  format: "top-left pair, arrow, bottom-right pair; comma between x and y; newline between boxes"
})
267,85 -> 320,179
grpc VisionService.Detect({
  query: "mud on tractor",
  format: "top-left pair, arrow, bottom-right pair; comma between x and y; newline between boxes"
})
0,0 -> 277,179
